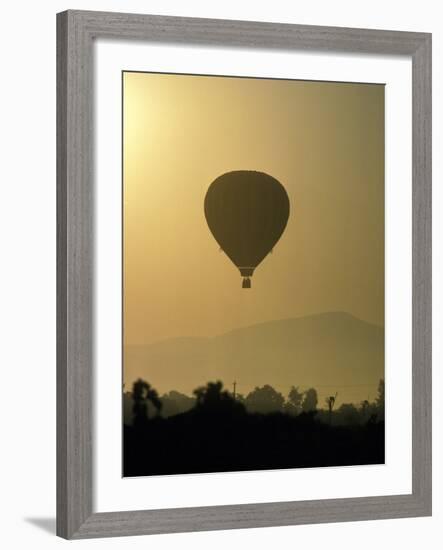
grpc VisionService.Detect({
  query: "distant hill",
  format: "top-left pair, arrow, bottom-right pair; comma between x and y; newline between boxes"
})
124,312 -> 384,404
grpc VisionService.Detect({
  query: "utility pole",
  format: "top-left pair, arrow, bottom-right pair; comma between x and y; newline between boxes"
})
232,381 -> 237,400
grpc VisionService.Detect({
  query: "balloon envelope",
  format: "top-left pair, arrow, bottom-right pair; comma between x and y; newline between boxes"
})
204,171 -> 290,287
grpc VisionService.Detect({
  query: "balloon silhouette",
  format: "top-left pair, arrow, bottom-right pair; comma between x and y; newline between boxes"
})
204,171 -> 290,288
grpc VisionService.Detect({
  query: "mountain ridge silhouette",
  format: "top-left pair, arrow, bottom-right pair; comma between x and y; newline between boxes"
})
124,312 -> 384,403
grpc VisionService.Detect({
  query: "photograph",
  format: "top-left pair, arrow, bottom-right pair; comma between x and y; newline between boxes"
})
122,71 -> 386,477
0,2 -> 434,545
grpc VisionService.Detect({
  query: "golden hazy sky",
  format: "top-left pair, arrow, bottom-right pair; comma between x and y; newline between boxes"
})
123,72 -> 384,348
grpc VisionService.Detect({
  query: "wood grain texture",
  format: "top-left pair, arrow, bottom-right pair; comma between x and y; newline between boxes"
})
57,10 -> 93,539
56,10 -> 432,539
411,35 -> 432,511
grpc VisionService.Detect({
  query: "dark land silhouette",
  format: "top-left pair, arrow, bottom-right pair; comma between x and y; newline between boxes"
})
123,379 -> 385,477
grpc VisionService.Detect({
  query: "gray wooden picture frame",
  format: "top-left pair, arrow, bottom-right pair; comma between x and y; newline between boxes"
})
57,9 -> 432,539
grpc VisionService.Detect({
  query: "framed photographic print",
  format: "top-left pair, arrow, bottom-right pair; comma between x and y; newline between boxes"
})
57,10 -> 432,539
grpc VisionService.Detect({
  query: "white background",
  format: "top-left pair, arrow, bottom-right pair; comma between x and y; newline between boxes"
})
0,0 -> 441,548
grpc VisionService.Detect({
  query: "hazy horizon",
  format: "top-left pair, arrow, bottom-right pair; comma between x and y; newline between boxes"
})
126,309 -> 383,348
123,71 -> 385,400
123,311 -> 384,405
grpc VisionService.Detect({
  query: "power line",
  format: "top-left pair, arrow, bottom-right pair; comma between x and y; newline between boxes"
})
312,383 -> 379,388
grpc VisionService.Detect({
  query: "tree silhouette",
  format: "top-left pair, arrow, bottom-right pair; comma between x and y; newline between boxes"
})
124,378 -> 385,477
375,378 -> 385,420
193,381 -> 244,414
123,390 -> 134,426
160,390 -> 195,417
132,378 -> 162,428
359,399 -> 373,423
245,384 -> 284,413
235,393 -> 246,405
335,403 -> 360,426
302,388 -> 318,412
284,386 -> 303,415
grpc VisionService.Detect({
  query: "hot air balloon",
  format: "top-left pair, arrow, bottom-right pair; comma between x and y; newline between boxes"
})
204,170 -> 290,288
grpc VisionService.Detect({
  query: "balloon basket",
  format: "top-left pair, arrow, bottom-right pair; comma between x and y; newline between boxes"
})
242,277 -> 251,289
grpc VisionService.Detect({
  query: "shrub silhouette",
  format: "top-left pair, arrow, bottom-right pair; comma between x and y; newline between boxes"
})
302,387 -> 318,412
160,390 -> 195,417
334,403 -> 360,426
193,380 -> 245,415
284,385 -> 304,415
375,379 -> 385,420
245,384 -> 285,413
132,378 -> 162,428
